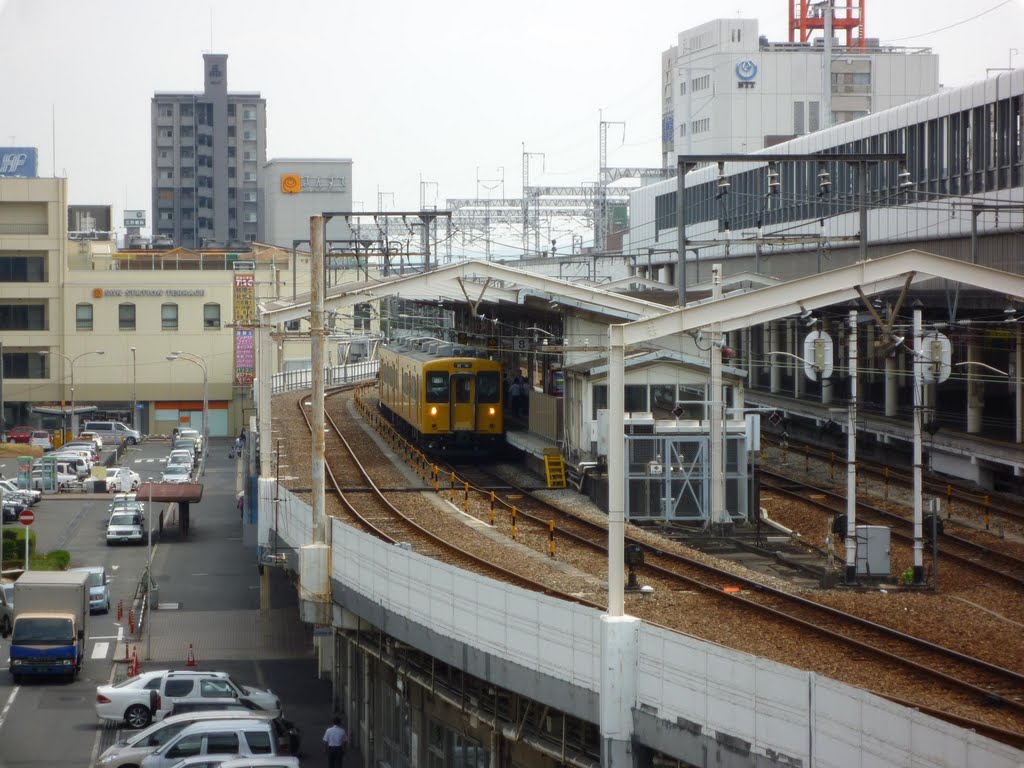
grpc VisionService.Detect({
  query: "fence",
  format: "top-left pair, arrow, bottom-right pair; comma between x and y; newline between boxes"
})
270,359 -> 379,395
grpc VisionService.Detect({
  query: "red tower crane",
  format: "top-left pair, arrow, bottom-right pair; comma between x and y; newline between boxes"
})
789,0 -> 866,50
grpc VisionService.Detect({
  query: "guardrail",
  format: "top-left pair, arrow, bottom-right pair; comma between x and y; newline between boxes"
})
270,360 -> 378,395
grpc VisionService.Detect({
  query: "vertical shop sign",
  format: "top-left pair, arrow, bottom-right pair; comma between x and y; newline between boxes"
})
234,272 -> 257,384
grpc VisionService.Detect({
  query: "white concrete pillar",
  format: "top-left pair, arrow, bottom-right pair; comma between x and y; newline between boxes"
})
967,337 -> 984,434
821,319 -> 833,405
600,615 -> 639,767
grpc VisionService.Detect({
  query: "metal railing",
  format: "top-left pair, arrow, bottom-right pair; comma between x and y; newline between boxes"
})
270,359 -> 378,395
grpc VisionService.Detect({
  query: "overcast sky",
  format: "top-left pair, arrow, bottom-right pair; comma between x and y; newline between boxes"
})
1,0 -> 1021,252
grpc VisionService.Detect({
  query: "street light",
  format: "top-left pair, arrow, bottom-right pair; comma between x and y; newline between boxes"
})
166,352 -> 208,471
40,349 -> 105,437
129,346 -> 137,432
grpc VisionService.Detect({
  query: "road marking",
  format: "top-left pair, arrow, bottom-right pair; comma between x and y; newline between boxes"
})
90,653 -> 119,768
92,642 -> 110,659
191,573 -> 209,577
0,686 -> 18,731
91,635 -> 121,640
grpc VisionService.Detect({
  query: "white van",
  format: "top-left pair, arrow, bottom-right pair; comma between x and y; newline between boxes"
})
141,718 -> 279,768
83,420 -> 142,445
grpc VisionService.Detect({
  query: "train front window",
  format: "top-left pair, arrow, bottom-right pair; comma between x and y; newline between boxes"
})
454,375 -> 472,403
477,371 -> 500,403
426,372 -> 449,403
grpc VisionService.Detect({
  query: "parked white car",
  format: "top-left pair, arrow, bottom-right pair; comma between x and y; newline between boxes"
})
161,464 -> 192,484
0,479 -> 40,505
78,430 -> 104,448
95,669 -> 281,728
30,466 -> 76,490
107,510 -> 146,546
29,430 -> 52,450
106,466 -> 142,493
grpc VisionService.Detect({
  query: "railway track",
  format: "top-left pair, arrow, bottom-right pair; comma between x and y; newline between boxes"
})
761,470 -> 1024,589
297,389 -> 601,606
762,434 -> 1024,529
292,386 -> 1024,747
439,463 -> 1024,746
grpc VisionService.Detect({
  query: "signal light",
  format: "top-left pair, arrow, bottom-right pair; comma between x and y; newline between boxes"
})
488,407 -> 496,416
430,407 -> 438,416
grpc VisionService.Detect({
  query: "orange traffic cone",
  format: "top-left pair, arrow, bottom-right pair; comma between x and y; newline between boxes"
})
129,646 -> 139,676
186,642 -> 196,667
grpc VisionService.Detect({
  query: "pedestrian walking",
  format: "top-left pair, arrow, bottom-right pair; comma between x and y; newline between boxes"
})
323,716 -> 349,767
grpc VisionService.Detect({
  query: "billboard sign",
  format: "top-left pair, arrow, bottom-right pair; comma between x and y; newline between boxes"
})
124,209 -> 147,227
0,147 -> 37,177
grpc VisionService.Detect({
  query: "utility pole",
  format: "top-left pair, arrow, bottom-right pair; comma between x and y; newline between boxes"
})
597,116 -> 625,252
521,145 -> 545,256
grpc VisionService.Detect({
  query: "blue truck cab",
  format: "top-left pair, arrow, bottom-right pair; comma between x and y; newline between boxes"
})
9,570 -> 89,682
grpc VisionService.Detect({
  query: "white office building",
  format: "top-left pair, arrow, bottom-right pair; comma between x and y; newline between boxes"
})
660,18 -> 940,166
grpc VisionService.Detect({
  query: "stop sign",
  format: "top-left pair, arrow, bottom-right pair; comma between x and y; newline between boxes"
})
19,509 -> 34,526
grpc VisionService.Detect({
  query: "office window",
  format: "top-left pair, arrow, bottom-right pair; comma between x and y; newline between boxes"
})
203,303 -> 220,329
180,104 -> 193,118
0,255 -> 46,282
0,303 -> 45,330
119,303 -> 136,331
76,303 -> 93,331
161,303 -> 178,330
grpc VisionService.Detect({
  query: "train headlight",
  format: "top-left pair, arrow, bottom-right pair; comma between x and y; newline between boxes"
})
488,407 -> 496,416
430,406 -> 438,416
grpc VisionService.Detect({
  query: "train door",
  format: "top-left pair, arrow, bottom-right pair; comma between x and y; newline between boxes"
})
450,374 -> 476,432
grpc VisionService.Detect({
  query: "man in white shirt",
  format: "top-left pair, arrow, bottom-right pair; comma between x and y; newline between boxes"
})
323,716 -> 349,767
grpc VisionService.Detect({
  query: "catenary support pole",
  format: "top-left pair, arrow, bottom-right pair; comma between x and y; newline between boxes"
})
710,264 -> 728,530
311,215 -> 326,545
912,308 -> 925,584
844,309 -> 858,585
601,322 -> 636,767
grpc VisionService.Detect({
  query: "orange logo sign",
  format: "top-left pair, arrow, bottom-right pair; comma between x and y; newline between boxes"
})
92,288 -> 104,298
281,174 -> 301,194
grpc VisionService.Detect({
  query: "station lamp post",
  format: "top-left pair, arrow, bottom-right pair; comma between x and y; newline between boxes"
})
40,349 -> 105,437
130,346 -> 138,432
166,352 -> 208,466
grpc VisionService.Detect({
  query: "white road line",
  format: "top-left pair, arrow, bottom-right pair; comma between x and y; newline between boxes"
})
90,650 -> 120,768
91,635 -> 121,640
0,686 -> 18,731
92,641 -> 110,659
191,573 -> 208,577
0,684 -> 15,729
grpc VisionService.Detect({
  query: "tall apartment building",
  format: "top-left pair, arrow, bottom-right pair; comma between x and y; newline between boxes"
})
152,53 -> 267,249
661,18 -> 939,166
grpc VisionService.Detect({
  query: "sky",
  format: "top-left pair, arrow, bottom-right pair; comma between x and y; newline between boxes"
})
1,0 -> 1022,253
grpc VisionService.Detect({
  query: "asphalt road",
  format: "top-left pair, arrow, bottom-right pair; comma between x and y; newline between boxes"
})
0,441 -> 334,768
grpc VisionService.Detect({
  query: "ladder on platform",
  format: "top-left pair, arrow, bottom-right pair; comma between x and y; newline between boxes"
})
543,450 -> 567,489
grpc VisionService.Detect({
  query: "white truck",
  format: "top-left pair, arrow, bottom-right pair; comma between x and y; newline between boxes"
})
9,570 -> 89,683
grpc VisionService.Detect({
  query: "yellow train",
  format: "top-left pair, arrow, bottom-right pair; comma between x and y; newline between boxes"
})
378,341 -> 505,454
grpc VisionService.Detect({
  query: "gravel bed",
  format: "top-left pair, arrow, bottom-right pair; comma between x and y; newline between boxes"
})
272,388 -> 1024,734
